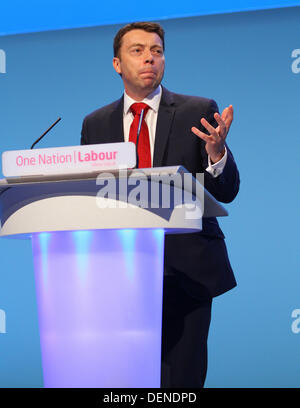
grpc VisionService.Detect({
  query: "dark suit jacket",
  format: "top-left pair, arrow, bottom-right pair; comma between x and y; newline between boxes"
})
81,86 -> 240,298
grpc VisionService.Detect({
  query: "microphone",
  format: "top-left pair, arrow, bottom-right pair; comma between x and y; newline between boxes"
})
135,109 -> 144,168
30,117 -> 61,149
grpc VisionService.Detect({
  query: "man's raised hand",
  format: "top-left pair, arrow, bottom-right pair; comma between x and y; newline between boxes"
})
191,105 -> 233,163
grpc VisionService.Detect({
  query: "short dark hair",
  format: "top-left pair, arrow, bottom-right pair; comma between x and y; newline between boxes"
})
113,22 -> 165,58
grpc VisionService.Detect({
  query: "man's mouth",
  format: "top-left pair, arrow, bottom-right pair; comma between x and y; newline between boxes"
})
140,70 -> 156,75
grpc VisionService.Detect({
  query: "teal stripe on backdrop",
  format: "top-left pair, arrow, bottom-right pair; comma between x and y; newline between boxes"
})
0,6 -> 299,387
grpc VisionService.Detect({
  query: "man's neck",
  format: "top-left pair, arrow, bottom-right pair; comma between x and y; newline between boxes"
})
124,86 -> 162,115
124,86 -> 160,102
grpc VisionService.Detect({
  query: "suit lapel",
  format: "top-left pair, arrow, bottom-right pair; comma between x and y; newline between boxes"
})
109,96 -> 124,143
153,87 -> 175,167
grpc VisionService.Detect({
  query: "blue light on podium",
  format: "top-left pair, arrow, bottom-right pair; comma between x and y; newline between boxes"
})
32,229 -> 165,387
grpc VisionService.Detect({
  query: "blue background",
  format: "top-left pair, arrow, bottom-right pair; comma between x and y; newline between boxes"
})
1,0 -> 300,35
0,3 -> 300,387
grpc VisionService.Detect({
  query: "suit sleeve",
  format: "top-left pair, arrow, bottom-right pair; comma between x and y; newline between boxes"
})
80,118 -> 88,145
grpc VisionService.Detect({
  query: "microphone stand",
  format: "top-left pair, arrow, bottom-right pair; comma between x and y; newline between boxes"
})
30,117 -> 61,149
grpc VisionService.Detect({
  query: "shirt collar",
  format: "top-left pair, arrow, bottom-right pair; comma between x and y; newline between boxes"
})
123,85 -> 162,115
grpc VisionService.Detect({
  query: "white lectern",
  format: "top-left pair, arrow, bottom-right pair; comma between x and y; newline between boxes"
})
0,165 -> 227,388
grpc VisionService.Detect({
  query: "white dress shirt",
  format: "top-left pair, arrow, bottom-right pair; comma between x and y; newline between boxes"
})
123,85 -> 227,177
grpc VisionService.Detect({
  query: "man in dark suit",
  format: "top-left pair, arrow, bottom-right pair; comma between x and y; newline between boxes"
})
81,22 -> 240,388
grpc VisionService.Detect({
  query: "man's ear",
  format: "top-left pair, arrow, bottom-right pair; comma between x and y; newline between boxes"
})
113,57 -> 122,75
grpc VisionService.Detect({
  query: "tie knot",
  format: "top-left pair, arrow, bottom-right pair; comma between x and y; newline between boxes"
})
130,103 -> 150,116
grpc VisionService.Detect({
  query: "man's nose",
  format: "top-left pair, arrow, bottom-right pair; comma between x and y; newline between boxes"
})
144,49 -> 154,64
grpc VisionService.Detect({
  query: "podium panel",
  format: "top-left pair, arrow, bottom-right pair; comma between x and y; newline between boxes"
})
32,229 -> 164,388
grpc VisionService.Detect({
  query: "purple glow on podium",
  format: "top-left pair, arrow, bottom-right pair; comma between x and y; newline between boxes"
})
32,229 -> 164,387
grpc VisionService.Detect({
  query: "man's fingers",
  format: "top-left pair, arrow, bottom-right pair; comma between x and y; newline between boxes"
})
193,105 -> 233,143
221,107 -> 229,123
191,126 -> 211,142
200,118 -> 219,138
221,105 -> 233,132
213,113 -> 226,137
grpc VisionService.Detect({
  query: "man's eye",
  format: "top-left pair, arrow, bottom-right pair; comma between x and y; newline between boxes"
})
153,49 -> 163,55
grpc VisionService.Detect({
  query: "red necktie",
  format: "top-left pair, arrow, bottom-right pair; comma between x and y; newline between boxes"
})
129,103 -> 151,168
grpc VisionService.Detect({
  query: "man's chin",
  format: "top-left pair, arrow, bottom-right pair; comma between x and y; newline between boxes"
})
141,79 -> 160,90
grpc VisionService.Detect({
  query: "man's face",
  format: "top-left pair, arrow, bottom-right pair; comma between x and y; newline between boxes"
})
113,29 -> 165,100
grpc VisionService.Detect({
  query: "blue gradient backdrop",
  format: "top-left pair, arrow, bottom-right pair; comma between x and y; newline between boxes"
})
0,5 -> 299,387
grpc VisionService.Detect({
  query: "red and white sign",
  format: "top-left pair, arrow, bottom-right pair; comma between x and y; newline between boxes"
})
2,142 -> 136,178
